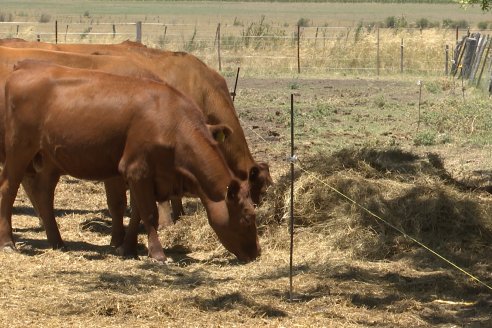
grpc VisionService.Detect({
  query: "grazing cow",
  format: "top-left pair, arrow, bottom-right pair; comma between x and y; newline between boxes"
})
0,60 -> 260,262
0,46 -> 165,247
0,39 -> 273,213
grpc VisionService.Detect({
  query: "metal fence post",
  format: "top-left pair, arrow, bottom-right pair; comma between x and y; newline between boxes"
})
136,21 -> 142,43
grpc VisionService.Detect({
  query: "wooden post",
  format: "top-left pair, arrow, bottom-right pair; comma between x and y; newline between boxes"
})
217,23 -> 222,71
445,45 -> 449,75
136,21 -> 142,43
470,34 -> 487,82
456,26 -> 459,43
377,27 -> 380,76
477,38 -> 491,87
65,25 -> 69,43
112,24 -> 116,38
55,20 -> 58,44
163,25 -> 167,44
37,34 -> 40,42
297,25 -> 301,74
16,25 -> 19,36
400,38 -> 404,73
314,27 -> 319,46
231,67 -> 240,102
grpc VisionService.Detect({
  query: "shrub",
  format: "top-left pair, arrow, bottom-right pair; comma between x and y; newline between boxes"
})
39,13 -> 51,23
414,131 -> 437,146
477,21 -> 489,30
83,10 -> 90,18
297,17 -> 310,27
0,12 -> 13,22
385,16 -> 407,29
442,19 -> 468,29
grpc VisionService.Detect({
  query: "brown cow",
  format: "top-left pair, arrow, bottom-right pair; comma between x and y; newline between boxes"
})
0,46 -> 166,248
0,60 -> 260,262
0,39 -> 273,211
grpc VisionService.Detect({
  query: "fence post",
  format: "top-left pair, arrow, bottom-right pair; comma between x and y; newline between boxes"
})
377,27 -> 380,76
400,38 -> 404,73
112,24 -> 116,38
65,24 -> 69,43
231,67 -> 240,102
289,93 -> 296,301
163,25 -> 167,44
297,25 -> 301,74
16,25 -> 19,36
37,34 -> 40,42
55,20 -> 58,44
445,45 -> 449,75
476,38 -> 491,87
217,23 -> 222,71
136,21 -> 142,43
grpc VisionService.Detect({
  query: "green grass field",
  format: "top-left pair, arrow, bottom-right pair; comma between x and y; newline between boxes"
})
0,1 -> 489,27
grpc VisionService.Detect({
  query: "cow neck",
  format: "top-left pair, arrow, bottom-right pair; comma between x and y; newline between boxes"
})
205,88 -> 255,180
178,124 -> 232,202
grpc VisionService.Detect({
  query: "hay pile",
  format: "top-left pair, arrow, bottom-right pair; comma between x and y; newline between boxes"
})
257,147 -> 492,262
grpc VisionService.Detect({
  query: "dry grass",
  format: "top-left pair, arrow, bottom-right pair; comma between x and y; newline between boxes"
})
1,145 -> 491,327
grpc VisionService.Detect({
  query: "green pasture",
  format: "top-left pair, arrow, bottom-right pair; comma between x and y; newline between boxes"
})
0,1 -> 488,27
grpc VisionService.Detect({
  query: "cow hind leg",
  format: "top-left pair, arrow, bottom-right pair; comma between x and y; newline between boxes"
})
103,177 -> 127,247
22,167 -> 64,250
0,153 -> 36,250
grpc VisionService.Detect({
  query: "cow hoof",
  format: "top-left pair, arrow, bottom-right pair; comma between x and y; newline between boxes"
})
116,246 -> 138,259
52,243 -> 67,251
110,238 -> 124,248
149,256 -> 168,264
1,241 -> 17,253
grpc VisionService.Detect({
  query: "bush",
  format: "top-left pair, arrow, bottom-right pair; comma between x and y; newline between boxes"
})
0,12 -> 13,22
442,19 -> 468,29
477,21 -> 489,30
385,15 -> 408,29
83,10 -> 90,18
414,131 -> 437,146
297,17 -> 310,27
39,13 -> 51,23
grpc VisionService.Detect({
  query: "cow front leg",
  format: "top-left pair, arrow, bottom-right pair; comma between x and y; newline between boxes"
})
170,198 -> 185,221
123,179 -> 166,262
157,201 -> 174,229
103,177 -> 127,247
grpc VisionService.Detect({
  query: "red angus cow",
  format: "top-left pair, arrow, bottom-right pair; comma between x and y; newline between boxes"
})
0,39 -> 273,220
0,46 -> 165,248
0,60 -> 260,262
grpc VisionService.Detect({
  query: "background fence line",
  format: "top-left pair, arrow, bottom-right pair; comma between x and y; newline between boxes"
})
0,20 -> 491,91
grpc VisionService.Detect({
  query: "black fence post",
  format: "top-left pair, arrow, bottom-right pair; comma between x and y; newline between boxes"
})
289,93 -> 296,301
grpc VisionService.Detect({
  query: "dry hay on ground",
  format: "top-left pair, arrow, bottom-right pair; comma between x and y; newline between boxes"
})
1,146 -> 491,327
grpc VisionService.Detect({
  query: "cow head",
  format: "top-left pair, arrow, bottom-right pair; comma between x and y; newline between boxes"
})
248,162 -> 273,206
203,179 -> 260,262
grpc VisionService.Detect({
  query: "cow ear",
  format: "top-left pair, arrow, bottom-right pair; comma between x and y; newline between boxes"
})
226,179 -> 240,201
208,124 -> 233,143
249,165 -> 260,182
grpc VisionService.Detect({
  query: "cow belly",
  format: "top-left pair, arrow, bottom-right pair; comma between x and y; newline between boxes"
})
42,143 -> 122,181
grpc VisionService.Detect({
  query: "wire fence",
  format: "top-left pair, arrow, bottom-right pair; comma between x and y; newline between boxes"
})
0,20 -> 491,84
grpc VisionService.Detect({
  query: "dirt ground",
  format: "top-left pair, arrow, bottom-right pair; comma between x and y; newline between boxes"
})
0,76 -> 491,327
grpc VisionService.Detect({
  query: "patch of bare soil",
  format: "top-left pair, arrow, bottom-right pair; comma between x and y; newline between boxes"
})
0,77 -> 491,327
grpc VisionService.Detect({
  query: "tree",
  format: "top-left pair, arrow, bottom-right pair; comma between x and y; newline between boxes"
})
459,0 -> 490,11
